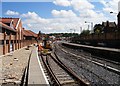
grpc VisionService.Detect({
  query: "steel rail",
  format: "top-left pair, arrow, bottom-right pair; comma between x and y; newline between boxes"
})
58,43 -> 120,75
41,53 -> 90,86
54,44 -> 109,84
52,53 -> 90,86
41,55 -> 61,86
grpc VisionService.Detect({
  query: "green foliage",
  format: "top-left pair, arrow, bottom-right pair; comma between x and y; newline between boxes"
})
93,24 -> 103,34
80,30 -> 90,36
47,33 -> 79,37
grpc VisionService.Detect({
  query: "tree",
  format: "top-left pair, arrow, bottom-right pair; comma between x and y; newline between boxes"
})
80,30 -> 90,36
93,24 -> 103,34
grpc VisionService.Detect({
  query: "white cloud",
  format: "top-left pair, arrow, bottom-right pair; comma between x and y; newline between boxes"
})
71,0 -> 94,11
5,10 -> 19,15
51,10 -> 77,18
53,0 -> 94,10
52,0 -> 105,21
53,0 -> 71,7
100,0 -> 119,13
21,11 -> 37,18
99,0 -> 119,22
80,9 -> 105,19
70,0 -> 108,22
27,24 -> 32,27
21,12 -> 82,33
21,0 -> 118,33
21,12 -> 49,24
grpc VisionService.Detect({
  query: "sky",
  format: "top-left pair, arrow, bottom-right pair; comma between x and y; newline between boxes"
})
1,0 -> 120,34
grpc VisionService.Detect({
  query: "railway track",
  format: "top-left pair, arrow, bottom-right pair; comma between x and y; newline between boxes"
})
58,42 -> 120,75
41,54 -> 89,86
54,42 -> 120,85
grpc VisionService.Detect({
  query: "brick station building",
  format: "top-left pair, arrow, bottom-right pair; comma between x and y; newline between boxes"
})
0,18 -> 37,55
22,28 -> 37,47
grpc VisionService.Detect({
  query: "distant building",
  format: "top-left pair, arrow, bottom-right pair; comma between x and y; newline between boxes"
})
22,28 -> 37,46
102,21 -> 117,33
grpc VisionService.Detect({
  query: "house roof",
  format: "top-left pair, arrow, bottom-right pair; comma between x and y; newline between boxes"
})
23,29 -> 33,37
23,29 -> 37,37
0,18 -> 37,37
0,18 -> 19,29
0,22 -> 16,32
28,30 -> 37,37
102,21 -> 117,28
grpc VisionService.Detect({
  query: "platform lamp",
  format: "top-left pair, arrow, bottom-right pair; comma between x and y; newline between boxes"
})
110,11 -> 119,30
85,21 -> 93,33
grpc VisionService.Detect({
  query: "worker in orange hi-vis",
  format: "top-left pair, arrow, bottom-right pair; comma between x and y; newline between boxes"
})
38,44 -> 43,56
38,44 -> 43,52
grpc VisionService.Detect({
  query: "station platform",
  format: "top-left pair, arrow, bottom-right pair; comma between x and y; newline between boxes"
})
62,42 -> 120,62
28,47 -> 49,85
62,42 -> 120,53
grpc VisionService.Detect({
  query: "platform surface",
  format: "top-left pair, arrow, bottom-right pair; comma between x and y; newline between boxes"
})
28,47 -> 49,85
63,42 -> 120,52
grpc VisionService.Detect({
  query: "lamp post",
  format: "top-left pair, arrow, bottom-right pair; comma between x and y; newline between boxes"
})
85,21 -> 93,33
110,11 -> 118,28
70,29 -> 73,33
110,11 -> 118,14
80,27 -> 82,34
70,29 -> 76,33
110,11 -> 118,20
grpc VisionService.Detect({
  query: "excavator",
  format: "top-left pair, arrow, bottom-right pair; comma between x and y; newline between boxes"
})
43,39 -> 52,51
